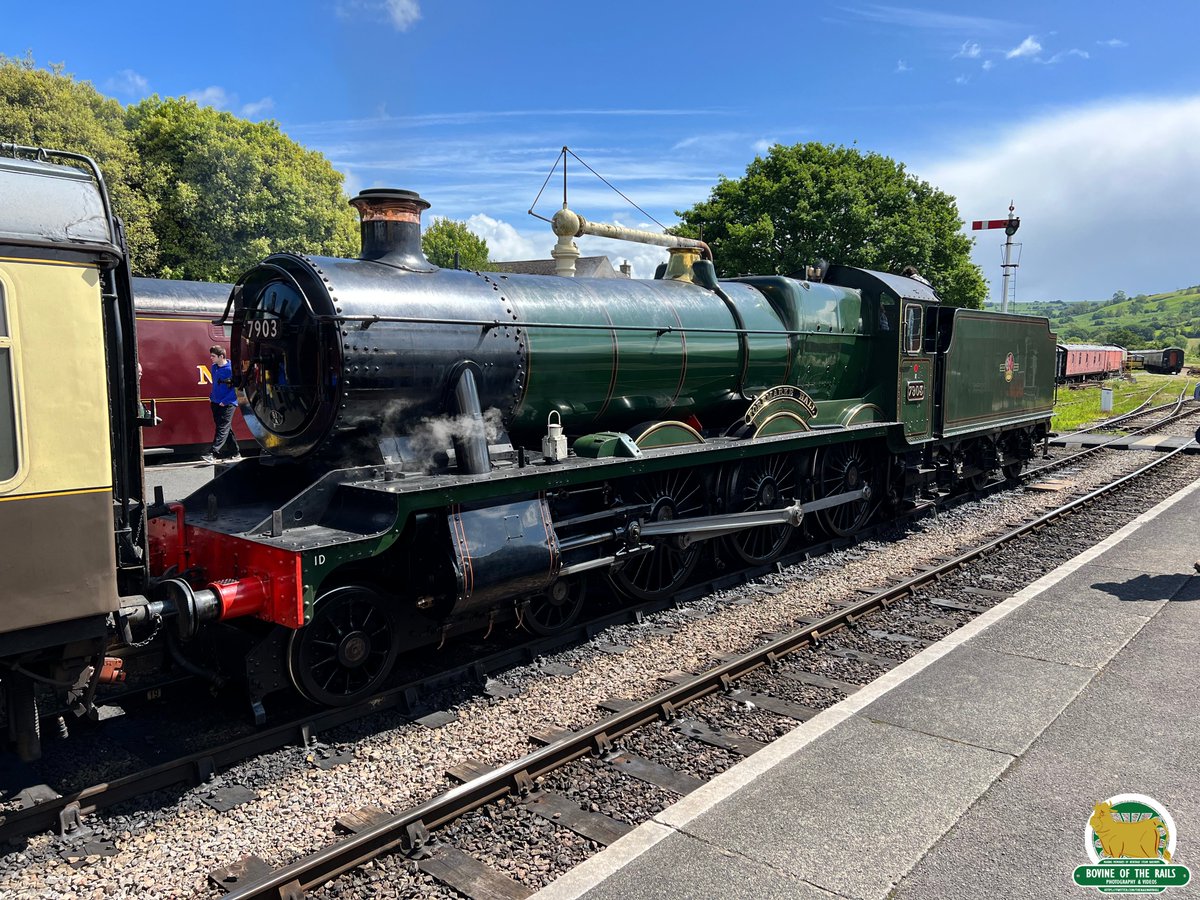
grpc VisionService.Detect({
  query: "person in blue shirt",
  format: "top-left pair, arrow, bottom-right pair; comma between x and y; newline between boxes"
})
202,345 -> 240,464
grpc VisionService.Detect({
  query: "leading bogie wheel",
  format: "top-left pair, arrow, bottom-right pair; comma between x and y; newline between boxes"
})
523,577 -> 587,635
288,586 -> 400,706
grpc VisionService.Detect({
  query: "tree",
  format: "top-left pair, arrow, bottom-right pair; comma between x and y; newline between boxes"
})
421,217 -> 490,270
126,97 -> 360,281
1101,327 -> 1143,349
0,53 -> 159,272
671,143 -> 987,308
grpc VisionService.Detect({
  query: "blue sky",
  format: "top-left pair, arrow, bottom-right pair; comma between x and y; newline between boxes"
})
6,1 -> 1199,300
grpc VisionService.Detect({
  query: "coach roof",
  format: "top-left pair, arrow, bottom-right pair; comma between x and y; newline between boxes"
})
0,150 -> 120,261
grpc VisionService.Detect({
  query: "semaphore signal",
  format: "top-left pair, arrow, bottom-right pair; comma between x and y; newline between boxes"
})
972,202 -> 1021,313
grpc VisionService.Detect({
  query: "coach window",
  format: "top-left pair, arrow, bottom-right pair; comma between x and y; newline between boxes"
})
902,303 -> 923,354
0,284 -> 17,481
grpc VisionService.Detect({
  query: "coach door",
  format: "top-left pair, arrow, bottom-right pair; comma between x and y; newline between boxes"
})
898,301 -> 933,441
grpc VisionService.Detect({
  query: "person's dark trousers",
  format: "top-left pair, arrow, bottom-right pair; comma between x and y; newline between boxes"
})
210,402 -> 236,457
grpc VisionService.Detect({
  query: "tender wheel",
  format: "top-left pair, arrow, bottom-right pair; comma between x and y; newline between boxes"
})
812,444 -> 876,537
723,454 -> 798,565
611,469 -> 706,601
1002,460 -> 1024,481
287,586 -> 400,706
523,578 -> 587,635
968,437 -> 997,490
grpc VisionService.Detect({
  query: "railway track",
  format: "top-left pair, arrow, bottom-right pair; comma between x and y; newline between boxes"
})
1069,383 -> 1194,436
2,404 -> 1196,857
1028,392 -> 1198,480
205,441 -> 1200,899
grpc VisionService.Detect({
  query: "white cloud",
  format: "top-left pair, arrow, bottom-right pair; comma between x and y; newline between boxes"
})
386,0 -> 420,30
981,59 -> 994,71
1005,35 -> 1042,59
1097,38 -> 1127,48
185,86 -> 233,109
336,0 -> 420,31
465,213 -> 543,262
752,138 -> 776,155
241,97 -> 275,118
919,95 -> 1200,300
954,41 -> 981,59
845,5 -> 1012,32
184,88 -> 274,119
105,69 -> 148,97
895,59 -> 910,73
955,75 -> 969,85
1041,48 -> 1089,65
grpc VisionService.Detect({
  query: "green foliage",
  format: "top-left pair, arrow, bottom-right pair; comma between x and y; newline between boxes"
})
0,57 -> 359,279
671,142 -> 987,308
421,217 -> 490,270
1100,327 -> 1143,348
127,97 -> 359,281
0,53 -> 159,270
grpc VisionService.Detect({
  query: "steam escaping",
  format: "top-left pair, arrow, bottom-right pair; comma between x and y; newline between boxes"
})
404,407 -> 507,469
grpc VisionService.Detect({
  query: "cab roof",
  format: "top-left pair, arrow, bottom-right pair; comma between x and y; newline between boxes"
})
823,265 -> 941,303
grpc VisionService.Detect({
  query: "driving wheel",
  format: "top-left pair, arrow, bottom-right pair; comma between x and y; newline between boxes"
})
610,469 -> 706,601
723,454 -> 797,565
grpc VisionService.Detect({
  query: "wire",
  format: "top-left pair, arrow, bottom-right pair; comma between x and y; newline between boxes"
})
528,147 -> 566,222
566,148 -> 667,230
527,145 -> 667,231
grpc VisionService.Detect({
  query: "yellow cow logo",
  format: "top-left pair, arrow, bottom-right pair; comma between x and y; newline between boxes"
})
1075,793 -> 1190,894
1090,801 -> 1171,861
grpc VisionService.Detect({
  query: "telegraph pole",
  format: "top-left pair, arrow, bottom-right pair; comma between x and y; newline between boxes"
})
972,203 -> 1021,313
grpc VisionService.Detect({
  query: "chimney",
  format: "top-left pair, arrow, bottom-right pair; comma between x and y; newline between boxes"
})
349,188 -> 435,271
620,259 -> 632,277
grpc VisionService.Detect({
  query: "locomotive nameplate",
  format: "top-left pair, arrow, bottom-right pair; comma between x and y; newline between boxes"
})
905,381 -> 926,403
745,385 -> 818,422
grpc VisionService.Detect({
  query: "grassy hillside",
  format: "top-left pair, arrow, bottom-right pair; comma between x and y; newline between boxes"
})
987,285 -> 1200,359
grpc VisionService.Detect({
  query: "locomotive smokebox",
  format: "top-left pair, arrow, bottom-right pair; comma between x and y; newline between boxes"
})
349,188 -> 435,272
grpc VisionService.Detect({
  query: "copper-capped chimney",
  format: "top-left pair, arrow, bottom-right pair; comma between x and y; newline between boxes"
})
349,188 -> 435,272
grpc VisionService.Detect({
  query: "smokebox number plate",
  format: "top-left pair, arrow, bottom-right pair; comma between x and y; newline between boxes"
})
905,381 -> 926,403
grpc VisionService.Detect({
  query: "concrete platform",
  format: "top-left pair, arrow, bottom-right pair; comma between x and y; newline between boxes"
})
533,475 -> 1200,900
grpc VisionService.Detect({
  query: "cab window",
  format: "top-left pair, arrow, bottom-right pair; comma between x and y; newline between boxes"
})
902,304 -> 923,354
0,284 -> 17,481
